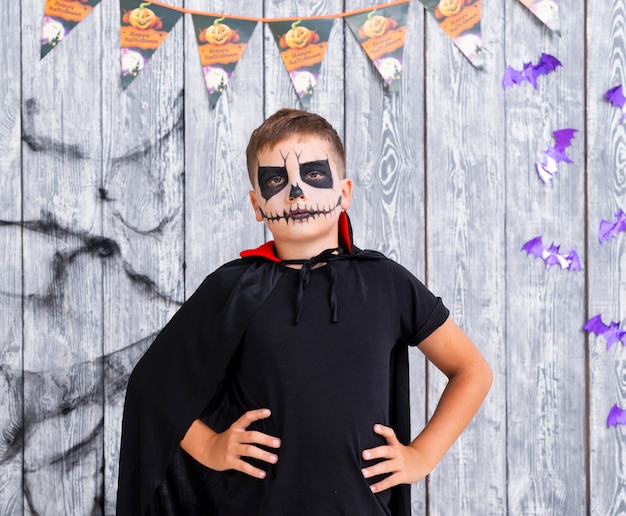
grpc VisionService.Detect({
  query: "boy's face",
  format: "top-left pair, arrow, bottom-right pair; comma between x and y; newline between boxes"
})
249,134 -> 352,250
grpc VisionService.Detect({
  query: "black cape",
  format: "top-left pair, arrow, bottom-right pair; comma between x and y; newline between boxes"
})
116,214 -> 412,516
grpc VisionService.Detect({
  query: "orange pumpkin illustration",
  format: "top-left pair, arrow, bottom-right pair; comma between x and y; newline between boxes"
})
279,20 -> 320,49
358,10 -> 398,39
437,0 -> 465,17
123,3 -> 162,30
199,17 -> 239,45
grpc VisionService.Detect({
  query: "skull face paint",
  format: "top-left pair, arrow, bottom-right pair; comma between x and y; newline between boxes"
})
249,134 -> 353,256
255,148 -> 341,225
257,154 -> 334,202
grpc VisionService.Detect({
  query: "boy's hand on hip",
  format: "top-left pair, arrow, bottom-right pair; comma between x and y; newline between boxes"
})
360,424 -> 430,493
180,408 -> 281,480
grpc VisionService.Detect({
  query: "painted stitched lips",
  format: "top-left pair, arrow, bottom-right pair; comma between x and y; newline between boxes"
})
259,196 -> 342,223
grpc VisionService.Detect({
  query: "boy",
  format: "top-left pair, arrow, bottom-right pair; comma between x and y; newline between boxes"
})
116,108 -> 492,515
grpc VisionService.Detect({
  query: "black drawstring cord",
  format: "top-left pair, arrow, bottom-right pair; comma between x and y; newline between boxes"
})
328,263 -> 338,323
283,247 -> 343,324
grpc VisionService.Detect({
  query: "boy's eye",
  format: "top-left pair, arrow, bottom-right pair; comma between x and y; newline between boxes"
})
258,166 -> 288,201
305,170 -> 326,181
266,176 -> 287,188
300,159 -> 333,189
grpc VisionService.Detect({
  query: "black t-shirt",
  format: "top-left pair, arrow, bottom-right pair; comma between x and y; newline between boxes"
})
220,258 -> 448,516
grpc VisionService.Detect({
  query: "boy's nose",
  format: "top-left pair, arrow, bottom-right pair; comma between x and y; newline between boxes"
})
289,183 -> 304,199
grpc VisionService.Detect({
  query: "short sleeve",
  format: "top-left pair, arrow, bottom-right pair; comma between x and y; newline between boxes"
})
385,261 -> 449,346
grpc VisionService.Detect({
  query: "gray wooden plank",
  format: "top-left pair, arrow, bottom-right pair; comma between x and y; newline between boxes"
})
586,1 -> 626,514
184,0 -> 265,291
343,1 -> 427,514
21,1 -> 105,512
100,0 -> 187,512
0,0 -> 23,513
504,0 -> 587,513
423,2 -> 507,514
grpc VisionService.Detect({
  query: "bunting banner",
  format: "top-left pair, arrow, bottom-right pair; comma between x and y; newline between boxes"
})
267,18 -> 335,110
419,0 -> 484,69
41,0 -> 102,58
192,14 -> 258,108
344,2 -> 410,93
39,0 -> 497,105
518,0 -> 561,36
119,0 -> 183,89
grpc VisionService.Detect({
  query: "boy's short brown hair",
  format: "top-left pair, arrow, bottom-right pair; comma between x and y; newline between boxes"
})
246,108 -> 346,184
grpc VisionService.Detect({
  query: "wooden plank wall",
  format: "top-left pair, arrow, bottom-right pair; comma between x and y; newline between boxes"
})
1,0 -> 625,514
588,1 -> 626,514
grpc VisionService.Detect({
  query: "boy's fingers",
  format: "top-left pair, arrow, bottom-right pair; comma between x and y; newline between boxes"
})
233,458 -> 270,480
237,443 -> 279,465
234,408 -> 272,429
362,424 -> 399,459
368,472 -> 400,494
373,423 -> 398,443
361,445 -> 392,461
245,430 -> 281,449
361,458 -> 393,480
361,423 -> 395,456
232,410 -> 281,448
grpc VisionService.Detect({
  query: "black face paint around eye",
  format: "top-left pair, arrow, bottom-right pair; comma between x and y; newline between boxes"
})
258,165 -> 288,201
299,159 -> 333,189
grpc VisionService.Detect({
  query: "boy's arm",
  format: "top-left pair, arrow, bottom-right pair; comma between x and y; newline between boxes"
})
361,317 -> 493,492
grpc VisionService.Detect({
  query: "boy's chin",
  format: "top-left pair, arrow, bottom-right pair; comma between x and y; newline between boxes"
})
264,216 -> 340,241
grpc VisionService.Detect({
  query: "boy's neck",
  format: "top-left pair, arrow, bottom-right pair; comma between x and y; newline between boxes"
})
273,235 -> 340,262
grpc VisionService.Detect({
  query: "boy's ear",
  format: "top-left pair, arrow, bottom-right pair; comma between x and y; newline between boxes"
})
249,190 -> 264,222
340,178 -> 353,211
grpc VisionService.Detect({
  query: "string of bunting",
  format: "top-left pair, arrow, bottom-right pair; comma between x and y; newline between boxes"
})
40,0 -> 561,108
40,0 -> 560,108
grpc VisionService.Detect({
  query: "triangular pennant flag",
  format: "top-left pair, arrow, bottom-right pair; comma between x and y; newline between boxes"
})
119,0 -> 183,89
267,17 -> 335,110
518,0 -> 561,36
192,14 -> 258,108
344,1 -> 410,93
418,0 -> 484,69
41,0 -> 102,58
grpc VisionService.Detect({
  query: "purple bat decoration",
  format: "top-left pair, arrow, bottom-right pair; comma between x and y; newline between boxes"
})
607,404 -> 626,427
599,209 -> 626,243
605,84 -> 626,123
502,53 -> 562,90
535,128 -> 578,183
584,314 -> 626,350
521,236 -> 582,271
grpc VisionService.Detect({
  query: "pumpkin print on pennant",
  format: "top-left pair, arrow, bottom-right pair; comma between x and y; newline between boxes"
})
358,12 -> 398,40
435,0 -> 465,18
122,2 -> 163,30
279,20 -> 320,49
199,17 -> 240,45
